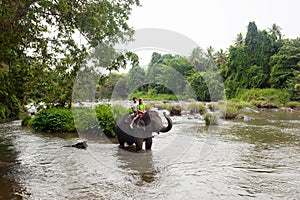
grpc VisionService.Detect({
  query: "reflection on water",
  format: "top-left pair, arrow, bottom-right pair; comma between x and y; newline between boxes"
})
0,122 -> 23,199
116,149 -> 158,185
0,110 -> 299,199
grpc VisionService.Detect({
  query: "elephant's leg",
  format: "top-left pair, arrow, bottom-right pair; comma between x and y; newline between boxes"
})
135,138 -> 143,152
145,137 -> 152,150
117,135 -> 125,148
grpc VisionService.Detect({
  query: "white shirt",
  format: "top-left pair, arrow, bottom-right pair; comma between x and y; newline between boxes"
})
131,102 -> 138,112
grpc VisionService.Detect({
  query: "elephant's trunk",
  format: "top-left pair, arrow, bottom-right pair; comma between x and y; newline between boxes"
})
160,112 -> 173,133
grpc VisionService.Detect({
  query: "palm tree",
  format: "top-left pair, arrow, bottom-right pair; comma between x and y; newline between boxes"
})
214,49 -> 228,67
190,47 -> 204,71
235,33 -> 244,46
268,23 -> 282,40
206,46 -> 216,71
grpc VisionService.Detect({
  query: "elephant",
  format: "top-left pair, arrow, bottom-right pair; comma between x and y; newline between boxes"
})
115,111 -> 172,152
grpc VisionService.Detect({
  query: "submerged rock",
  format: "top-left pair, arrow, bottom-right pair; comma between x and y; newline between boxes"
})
64,141 -> 88,149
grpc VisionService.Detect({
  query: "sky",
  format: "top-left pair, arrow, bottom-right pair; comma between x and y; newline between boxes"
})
128,0 -> 300,52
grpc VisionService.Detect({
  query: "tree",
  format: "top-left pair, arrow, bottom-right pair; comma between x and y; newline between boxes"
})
269,38 -> 300,89
245,21 -> 259,55
97,73 -> 128,100
189,47 -> 214,72
127,66 -> 146,92
0,0 -> 140,118
166,57 -> 196,78
188,72 -> 224,101
268,23 -> 282,40
214,49 -> 228,68
235,33 -> 244,46
224,21 -> 283,98
289,73 -> 300,101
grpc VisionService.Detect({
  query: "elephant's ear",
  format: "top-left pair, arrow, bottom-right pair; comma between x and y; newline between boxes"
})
142,111 -> 151,125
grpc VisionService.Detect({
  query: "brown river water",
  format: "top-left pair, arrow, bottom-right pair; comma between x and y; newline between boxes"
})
0,110 -> 299,199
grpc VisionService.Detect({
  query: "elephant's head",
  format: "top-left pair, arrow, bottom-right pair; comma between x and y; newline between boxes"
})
141,111 -> 172,133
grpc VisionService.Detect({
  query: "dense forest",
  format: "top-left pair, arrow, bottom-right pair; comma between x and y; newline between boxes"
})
1,0 -> 300,121
99,22 -> 300,103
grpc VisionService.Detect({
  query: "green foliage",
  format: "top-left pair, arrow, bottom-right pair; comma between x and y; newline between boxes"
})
94,104 -> 127,138
216,100 -> 244,119
286,101 -> 300,109
154,103 -> 170,110
224,22 -> 282,97
73,107 -> 100,134
189,72 -> 224,101
167,57 -> 196,78
238,88 -> 290,106
204,113 -> 219,126
168,105 -> 182,116
95,104 -> 116,137
269,38 -> 300,89
207,103 -> 218,112
1,0 -> 139,118
129,91 -> 178,101
73,104 -> 127,136
0,91 -> 20,119
250,100 -> 279,108
127,66 -> 146,92
221,105 -> 242,119
289,73 -> 300,101
186,102 -> 207,115
21,115 -> 32,126
111,104 -> 129,120
98,73 -> 128,100
30,108 -> 75,132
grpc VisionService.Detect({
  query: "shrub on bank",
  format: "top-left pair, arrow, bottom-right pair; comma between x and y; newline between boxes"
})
73,107 -> 100,134
207,103 -> 218,112
95,104 -> 128,137
218,100 -> 243,119
286,101 -> 300,109
221,105 -> 242,119
250,99 -> 279,108
30,108 -> 75,132
21,115 -> 32,126
204,113 -> 219,126
168,104 -> 182,116
238,88 -> 290,107
154,102 -> 169,110
186,102 -> 207,115
95,104 -> 117,137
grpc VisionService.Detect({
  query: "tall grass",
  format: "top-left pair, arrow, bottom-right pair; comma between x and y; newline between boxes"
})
237,88 -> 290,107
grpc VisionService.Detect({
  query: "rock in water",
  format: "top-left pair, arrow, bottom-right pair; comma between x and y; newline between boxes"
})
64,141 -> 88,149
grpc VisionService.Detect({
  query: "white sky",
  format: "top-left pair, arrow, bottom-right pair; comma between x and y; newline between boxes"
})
128,0 -> 300,51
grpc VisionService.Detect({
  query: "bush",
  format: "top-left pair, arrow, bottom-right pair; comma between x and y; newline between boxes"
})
250,99 -> 279,108
73,107 -> 100,134
221,105 -> 241,119
186,102 -> 207,115
154,103 -> 169,110
129,92 -> 178,101
30,108 -> 75,132
207,103 -> 218,112
95,104 -> 116,137
168,104 -> 182,116
238,88 -> 290,106
218,100 -> 242,119
21,115 -> 32,126
111,104 -> 129,120
204,113 -> 219,126
286,101 -> 300,109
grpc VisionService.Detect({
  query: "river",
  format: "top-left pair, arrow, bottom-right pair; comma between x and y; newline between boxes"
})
0,110 -> 299,199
